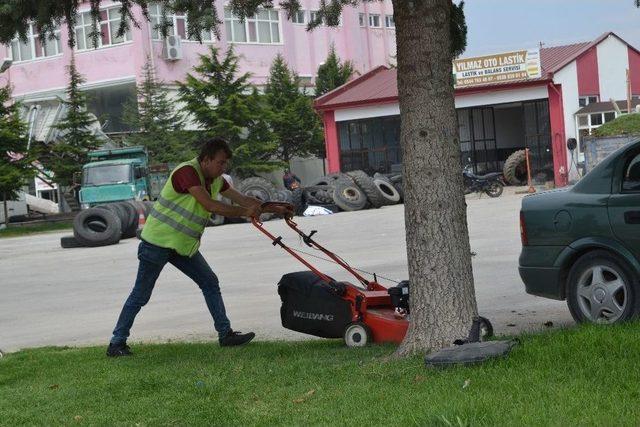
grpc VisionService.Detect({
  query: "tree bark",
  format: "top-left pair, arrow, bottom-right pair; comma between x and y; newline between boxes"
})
392,0 -> 478,356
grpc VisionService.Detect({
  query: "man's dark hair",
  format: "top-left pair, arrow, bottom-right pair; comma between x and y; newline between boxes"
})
197,137 -> 233,161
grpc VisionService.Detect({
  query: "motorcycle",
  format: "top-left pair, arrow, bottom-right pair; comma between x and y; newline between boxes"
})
463,165 -> 505,198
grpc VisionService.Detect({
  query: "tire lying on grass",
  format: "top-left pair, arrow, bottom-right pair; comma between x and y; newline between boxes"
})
346,170 -> 385,208
373,178 -> 401,204
73,207 -> 121,247
332,180 -> 368,212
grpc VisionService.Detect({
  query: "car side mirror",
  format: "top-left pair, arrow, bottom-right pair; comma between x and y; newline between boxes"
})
73,171 -> 82,186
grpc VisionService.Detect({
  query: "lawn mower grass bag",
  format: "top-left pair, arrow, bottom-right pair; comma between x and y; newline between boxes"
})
277,271 -> 352,338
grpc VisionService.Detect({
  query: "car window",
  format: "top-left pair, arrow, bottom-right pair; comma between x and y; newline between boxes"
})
622,153 -> 640,192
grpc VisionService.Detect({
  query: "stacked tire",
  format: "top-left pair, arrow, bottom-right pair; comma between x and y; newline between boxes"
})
60,200 -> 151,248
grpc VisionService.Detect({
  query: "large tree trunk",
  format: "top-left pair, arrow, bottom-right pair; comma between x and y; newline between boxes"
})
393,0 -> 478,356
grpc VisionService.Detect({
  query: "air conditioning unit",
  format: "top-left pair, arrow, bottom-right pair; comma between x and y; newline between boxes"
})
163,35 -> 182,61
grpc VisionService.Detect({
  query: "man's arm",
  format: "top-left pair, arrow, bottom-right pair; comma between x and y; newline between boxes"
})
221,187 -> 294,216
220,186 -> 262,210
188,186 -> 260,218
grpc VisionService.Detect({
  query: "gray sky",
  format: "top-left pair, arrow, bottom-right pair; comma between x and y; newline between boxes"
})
463,0 -> 640,57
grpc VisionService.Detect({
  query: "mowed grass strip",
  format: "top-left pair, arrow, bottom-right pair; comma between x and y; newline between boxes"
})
0,221 -> 72,238
2,323 -> 640,426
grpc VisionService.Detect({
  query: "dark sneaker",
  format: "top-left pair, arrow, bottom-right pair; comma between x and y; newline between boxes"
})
106,342 -> 133,357
219,330 -> 255,347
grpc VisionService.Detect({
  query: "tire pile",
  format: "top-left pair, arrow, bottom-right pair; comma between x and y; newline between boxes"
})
236,170 -> 404,217
60,201 -> 153,248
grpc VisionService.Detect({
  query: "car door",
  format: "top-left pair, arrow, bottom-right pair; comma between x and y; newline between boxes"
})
608,147 -> 640,260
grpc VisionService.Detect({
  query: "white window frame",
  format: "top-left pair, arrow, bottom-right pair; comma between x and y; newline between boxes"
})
385,15 -> 395,28
576,110 -> 620,157
148,3 -> 213,42
368,14 -> 381,28
225,8 -> 282,44
309,10 -> 322,25
8,23 -> 62,63
291,10 -> 306,25
75,7 -> 133,51
358,13 -> 366,27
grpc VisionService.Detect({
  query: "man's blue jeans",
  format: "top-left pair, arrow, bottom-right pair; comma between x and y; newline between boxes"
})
110,240 -> 231,345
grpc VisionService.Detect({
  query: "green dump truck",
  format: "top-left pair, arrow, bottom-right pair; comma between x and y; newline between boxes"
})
78,146 -> 171,209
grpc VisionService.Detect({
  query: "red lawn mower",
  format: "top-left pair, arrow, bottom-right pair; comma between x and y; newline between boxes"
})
253,202 -> 493,347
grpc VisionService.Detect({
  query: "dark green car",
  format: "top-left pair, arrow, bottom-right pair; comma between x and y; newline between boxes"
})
519,138 -> 640,324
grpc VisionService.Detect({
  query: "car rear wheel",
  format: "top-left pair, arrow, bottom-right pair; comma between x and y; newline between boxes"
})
566,250 -> 637,324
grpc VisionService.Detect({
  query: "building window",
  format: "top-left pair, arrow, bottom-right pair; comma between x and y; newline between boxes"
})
9,24 -> 62,62
75,8 -> 132,50
359,13 -> 366,27
338,116 -> 401,174
590,113 -> 603,126
368,14 -> 381,28
225,8 -> 281,44
309,10 -> 322,25
576,110 -> 619,150
292,10 -> 306,24
385,15 -> 395,28
578,95 -> 599,107
148,3 -> 212,41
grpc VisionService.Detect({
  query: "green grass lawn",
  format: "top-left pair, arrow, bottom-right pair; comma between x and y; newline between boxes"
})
2,323 -> 640,426
0,221 -> 72,238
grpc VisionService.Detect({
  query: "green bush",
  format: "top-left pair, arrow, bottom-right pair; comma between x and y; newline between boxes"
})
593,113 -> 640,137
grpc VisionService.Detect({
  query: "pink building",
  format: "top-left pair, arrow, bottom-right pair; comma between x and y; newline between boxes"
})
0,0 -> 397,136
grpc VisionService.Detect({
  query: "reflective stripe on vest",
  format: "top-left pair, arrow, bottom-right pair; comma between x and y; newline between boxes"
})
148,209 -> 202,240
156,195 -> 209,228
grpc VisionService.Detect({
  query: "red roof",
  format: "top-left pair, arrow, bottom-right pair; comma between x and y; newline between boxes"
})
315,32 -> 635,111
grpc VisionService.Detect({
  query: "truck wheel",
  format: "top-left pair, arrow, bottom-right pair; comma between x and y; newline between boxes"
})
304,185 -> 334,204
333,180 -> 367,212
373,178 -> 401,204
73,208 -> 121,247
310,173 -> 350,186
60,235 -> 85,249
344,322 -> 372,347
567,250 -> 638,324
237,177 -> 277,202
347,170 -> 385,208
503,149 -> 527,185
119,202 -> 139,239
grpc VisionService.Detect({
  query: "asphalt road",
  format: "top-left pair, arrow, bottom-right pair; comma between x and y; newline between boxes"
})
0,191 -> 573,352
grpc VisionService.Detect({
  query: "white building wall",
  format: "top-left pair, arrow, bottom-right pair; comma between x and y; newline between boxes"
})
333,85 -> 549,122
334,103 -> 399,121
597,35 -> 630,102
454,86 -> 548,109
552,61 -> 580,181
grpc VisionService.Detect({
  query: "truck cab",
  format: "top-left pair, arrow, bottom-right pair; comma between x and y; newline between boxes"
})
78,146 -> 150,208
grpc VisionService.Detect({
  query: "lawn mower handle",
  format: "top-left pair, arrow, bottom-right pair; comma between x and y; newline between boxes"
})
259,201 -> 295,218
251,212 -> 384,291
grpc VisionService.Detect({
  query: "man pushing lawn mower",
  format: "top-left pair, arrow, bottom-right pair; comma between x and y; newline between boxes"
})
107,137 -> 293,357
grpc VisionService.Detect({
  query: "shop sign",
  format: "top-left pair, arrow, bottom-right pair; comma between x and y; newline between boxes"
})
453,49 -> 541,87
